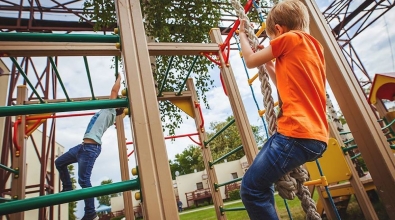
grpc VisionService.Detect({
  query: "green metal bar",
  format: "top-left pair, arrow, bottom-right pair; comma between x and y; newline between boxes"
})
214,177 -> 242,189
343,138 -> 354,144
391,145 -> 395,150
209,145 -> 243,168
350,153 -> 361,160
177,56 -> 198,96
0,197 -> 15,203
0,99 -> 128,117
382,118 -> 395,131
339,131 -> 351,135
10,57 -> 45,104
387,137 -> 395,142
342,144 -> 358,153
0,32 -> 119,43
83,56 -> 96,100
220,206 -> 246,214
204,119 -> 235,147
0,164 -> 18,175
158,56 -> 174,97
0,179 -> 139,215
48,57 -> 71,102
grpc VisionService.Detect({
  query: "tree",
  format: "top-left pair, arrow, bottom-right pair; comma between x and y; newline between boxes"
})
96,179 -> 119,206
170,145 -> 205,179
81,0 -> 267,135
207,116 -> 264,161
169,116 -> 264,179
67,165 -> 77,220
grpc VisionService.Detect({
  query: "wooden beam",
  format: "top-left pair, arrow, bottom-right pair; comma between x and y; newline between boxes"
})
303,0 -> 395,218
115,115 -> 134,220
10,85 -> 27,220
209,28 -> 259,164
115,0 -> 179,219
329,121 -> 378,220
187,79 -> 227,220
23,91 -> 192,105
0,41 -> 219,57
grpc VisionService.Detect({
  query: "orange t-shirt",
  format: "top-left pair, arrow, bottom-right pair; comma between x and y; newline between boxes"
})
270,31 -> 329,143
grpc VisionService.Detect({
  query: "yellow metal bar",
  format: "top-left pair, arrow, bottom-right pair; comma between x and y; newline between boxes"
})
255,22 -> 266,37
258,101 -> 279,117
248,73 -> 259,85
304,176 -> 328,186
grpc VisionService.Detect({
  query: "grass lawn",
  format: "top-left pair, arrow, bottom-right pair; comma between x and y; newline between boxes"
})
179,192 -> 390,220
179,193 -> 317,220
112,191 -> 389,220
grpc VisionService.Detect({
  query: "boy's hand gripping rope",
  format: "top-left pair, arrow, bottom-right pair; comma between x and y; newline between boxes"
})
231,1 -> 321,219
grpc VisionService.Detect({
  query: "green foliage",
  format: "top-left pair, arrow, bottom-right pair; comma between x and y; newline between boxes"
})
356,157 -> 368,171
228,189 -> 241,201
169,116 -> 263,179
81,0 -> 269,135
67,165 -> 77,220
208,116 -> 264,161
96,179 -> 119,206
170,145 -> 205,179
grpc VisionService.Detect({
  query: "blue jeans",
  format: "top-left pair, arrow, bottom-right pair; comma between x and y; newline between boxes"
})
240,133 -> 326,220
55,143 -> 101,216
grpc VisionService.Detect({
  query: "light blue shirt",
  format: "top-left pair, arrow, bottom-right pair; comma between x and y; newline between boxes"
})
83,109 -> 116,145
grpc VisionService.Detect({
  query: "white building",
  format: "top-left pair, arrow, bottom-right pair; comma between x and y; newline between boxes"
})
110,155 -> 248,216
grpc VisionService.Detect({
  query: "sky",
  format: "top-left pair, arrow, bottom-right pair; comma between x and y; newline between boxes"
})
1,0 -> 395,219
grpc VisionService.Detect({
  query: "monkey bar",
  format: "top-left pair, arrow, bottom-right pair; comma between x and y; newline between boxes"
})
0,99 -> 128,117
0,32 -> 119,43
0,179 -> 139,215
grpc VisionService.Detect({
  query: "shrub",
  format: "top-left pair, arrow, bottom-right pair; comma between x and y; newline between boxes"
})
228,189 -> 241,201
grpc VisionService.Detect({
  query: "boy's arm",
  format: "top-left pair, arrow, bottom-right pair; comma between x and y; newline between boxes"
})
110,74 -> 121,99
239,32 -> 275,69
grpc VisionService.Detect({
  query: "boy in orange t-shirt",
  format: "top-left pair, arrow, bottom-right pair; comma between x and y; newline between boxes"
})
238,0 -> 328,219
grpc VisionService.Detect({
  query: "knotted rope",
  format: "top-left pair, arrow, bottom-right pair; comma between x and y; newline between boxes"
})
231,1 -> 320,219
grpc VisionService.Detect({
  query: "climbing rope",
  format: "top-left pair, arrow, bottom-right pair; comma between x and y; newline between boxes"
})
231,1 -> 321,219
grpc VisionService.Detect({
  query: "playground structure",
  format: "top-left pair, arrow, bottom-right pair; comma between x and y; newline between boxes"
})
0,0 -> 394,220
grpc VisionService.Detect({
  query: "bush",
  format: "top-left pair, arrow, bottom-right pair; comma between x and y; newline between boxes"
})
228,189 -> 241,201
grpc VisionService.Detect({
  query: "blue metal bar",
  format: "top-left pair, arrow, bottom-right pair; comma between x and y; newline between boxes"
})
315,160 -> 341,220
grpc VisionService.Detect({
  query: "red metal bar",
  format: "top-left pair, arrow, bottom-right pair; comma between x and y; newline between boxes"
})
221,0 -> 253,52
202,53 -> 221,66
12,112 -> 96,150
12,119 -> 21,151
194,101 -> 205,132
219,71 -> 228,96
188,136 -> 202,146
127,149 -> 134,157
126,132 -> 200,145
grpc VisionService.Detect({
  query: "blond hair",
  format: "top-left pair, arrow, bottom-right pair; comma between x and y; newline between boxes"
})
266,0 -> 310,36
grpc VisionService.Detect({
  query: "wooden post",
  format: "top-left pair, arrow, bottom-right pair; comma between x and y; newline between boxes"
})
187,79 -> 227,220
209,28 -> 259,164
115,115 -> 134,220
10,85 -> 27,220
114,0 -> 179,219
329,121 -> 378,220
303,0 -> 395,217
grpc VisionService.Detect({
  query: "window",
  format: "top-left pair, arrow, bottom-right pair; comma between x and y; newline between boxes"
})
231,172 -> 238,179
196,182 -> 203,190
